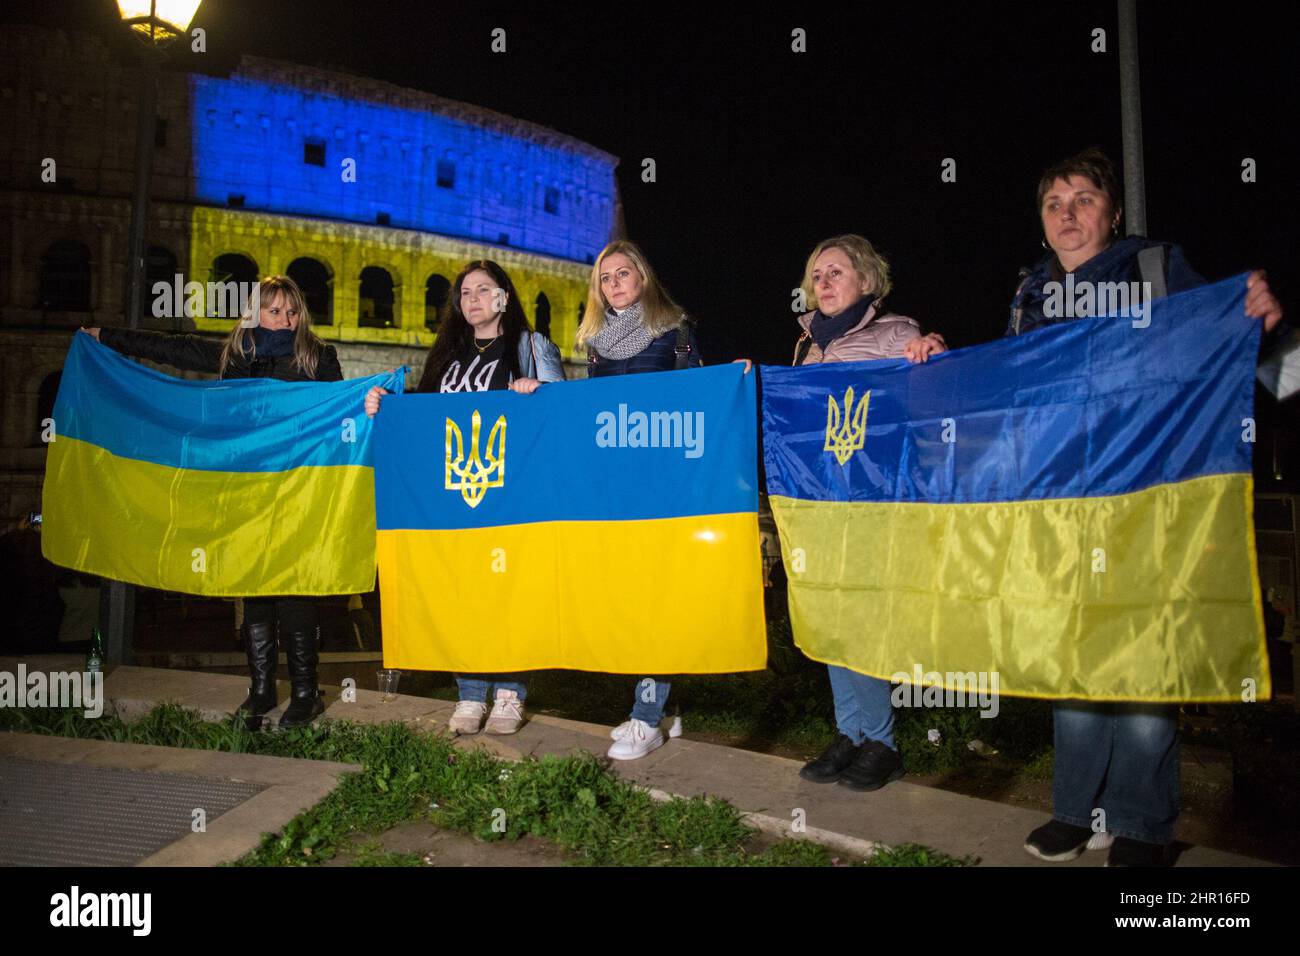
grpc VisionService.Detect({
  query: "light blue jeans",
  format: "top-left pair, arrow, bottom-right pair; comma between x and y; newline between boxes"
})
828,664 -> 896,751
456,674 -> 527,703
630,678 -> 671,724
1051,701 -> 1179,845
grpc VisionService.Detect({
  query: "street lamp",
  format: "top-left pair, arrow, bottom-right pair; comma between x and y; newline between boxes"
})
116,1 -> 204,43
100,0 -> 203,666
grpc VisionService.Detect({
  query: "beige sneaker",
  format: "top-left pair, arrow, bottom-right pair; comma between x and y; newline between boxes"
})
483,689 -> 526,735
448,699 -> 487,735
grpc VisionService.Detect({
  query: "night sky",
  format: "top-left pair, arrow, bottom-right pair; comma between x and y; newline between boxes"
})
11,1 -> 1299,367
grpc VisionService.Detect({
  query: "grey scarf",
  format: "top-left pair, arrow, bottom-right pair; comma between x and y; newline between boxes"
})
589,302 -> 656,360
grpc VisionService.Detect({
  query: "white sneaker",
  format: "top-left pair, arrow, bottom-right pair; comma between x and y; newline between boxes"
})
1086,830 -> 1115,851
448,699 -> 487,735
484,689 -> 526,735
606,719 -> 665,761
610,715 -> 683,740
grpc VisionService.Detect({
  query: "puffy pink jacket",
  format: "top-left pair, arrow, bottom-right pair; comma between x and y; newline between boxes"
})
793,301 -> 921,365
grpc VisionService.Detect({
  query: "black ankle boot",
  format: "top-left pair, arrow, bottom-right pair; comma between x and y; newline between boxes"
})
838,739 -> 905,791
799,734 -> 862,783
235,622 -> 277,731
279,626 -> 325,728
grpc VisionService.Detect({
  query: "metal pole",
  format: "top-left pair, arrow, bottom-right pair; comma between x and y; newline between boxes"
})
1117,0 -> 1147,237
126,54 -> 158,332
101,51 -> 158,666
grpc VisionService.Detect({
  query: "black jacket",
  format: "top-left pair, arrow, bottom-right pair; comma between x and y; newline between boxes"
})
98,327 -> 342,382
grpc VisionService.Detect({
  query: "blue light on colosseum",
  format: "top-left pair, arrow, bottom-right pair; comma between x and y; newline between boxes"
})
190,76 -> 615,263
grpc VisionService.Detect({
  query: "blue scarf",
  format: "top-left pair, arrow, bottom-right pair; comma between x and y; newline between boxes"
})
251,327 -> 296,358
810,294 -> 876,352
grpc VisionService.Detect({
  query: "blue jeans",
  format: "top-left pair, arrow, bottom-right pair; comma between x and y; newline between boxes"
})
1051,701 -> 1179,845
456,674 -> 527,703
828,665 -> 896,751
630,678 -> 671,724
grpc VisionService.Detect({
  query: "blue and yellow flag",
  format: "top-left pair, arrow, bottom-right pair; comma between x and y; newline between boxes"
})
374,364 -> 766,673
762,275 -> 1268,702
42,334 -> 403,596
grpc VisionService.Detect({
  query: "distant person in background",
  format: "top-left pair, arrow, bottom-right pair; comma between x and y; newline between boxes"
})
83,275 -> 342,730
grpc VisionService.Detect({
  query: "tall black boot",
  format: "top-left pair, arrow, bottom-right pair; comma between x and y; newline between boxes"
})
279,626 -> 325,728
234,622 -> 277,731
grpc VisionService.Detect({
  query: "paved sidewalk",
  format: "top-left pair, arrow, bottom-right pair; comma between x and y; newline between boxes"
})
1,655 -> 1272,867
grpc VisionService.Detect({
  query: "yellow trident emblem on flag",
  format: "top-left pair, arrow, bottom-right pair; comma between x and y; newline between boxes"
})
445,410 -> 506,508
824,386 -> 870,465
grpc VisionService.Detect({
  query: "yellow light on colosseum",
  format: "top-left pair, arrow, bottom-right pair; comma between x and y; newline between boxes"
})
117,0 -> 203,41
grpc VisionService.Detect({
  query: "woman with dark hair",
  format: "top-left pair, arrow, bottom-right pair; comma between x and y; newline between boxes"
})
905,147 -> 1284,867
82,275 -> 342,730
365,259 -> 563,735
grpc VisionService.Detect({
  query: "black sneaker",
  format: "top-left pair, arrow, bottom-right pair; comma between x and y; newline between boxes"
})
1106,837 -> 1169,867
799,734 -> 861,783
1023,819 -> 1093,862
838,739 -> 905,791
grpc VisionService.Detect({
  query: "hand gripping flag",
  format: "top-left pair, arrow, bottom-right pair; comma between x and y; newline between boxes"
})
761,275 -> 1269,702
374,364 -> 766,673
42,334 -> 404,596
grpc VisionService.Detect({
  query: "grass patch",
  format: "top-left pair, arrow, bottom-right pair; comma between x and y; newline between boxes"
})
1,703 -> 973,868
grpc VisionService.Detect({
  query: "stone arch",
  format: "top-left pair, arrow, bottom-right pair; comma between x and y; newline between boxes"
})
358,264 -> 399,328
425,272 -> 451,331
533,290 -> 552,339
38,238 -> 93,311
286,256 -> 334,326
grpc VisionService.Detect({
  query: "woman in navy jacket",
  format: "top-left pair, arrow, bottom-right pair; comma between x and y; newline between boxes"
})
578,240 -> 701,760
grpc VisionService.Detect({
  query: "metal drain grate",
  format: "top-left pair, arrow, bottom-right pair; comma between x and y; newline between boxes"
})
0,756 -> 267,866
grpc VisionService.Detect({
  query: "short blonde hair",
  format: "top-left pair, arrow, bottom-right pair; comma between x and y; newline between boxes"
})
576,240 -> 685,347
800,234 -> 892,310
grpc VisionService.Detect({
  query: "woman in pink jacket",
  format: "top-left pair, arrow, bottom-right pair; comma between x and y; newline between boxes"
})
791,234 -> 947,791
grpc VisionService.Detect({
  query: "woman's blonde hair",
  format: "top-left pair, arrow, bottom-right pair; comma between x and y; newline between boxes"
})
800,234 -> 893,311
576,240 -> 686,347
219,275 -> 327,378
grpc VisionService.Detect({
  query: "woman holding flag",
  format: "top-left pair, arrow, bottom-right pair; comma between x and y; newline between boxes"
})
81,274 -> 341,730
364,259 -> 564,736
575,239 -> 706,761
903,147 -> 1284,867
787,234 -> 946,791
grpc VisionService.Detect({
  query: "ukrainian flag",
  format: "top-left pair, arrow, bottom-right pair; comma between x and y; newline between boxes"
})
42,334 -> 404,596
374,364 -> 766,673
762,275 -> 1269,702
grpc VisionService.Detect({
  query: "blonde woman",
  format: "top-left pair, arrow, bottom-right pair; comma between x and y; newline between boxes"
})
81,275 -> 341,730
574,240 -> 702,759
788,235 -> 945,791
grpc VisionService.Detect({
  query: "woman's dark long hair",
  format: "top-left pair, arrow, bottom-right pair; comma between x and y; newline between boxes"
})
418,259 -> 533,392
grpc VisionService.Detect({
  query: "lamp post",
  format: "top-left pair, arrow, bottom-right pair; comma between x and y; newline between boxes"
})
100,1 -> 203,666
1117,0 -> 1147,237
